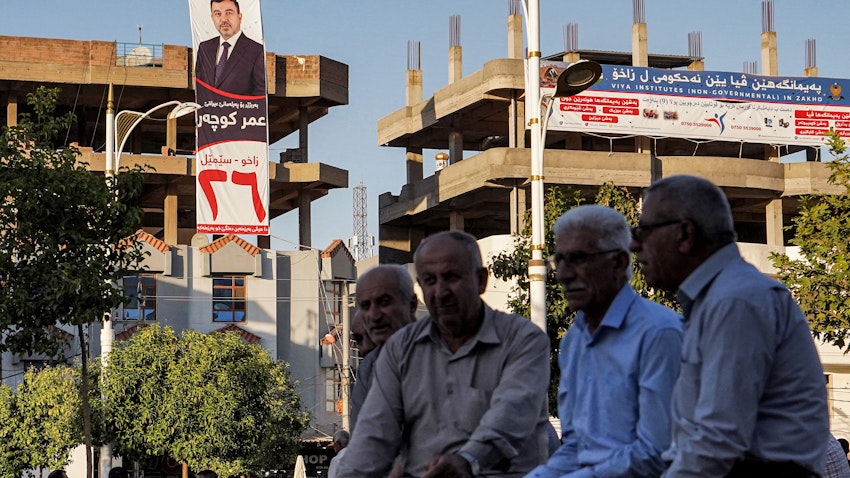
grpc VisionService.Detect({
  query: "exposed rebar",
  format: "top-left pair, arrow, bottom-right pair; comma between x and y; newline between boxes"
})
633,0 -> 645,24
761,0 -> 774,33
564,23 -> 578,52
407,40 -> 421,71
805,38 -> 817,69
688,31 -> 702,59
509,0 -> 520,16
450,15 -> 461,48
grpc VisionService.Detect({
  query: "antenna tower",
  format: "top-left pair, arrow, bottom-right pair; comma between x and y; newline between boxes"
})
348,182 -> 373,261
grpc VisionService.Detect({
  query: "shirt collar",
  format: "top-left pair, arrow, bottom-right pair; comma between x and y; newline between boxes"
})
415,303 -> 501,351
575,284 -> 637,335
677,242 -> 740,318
220,30 -> 242,48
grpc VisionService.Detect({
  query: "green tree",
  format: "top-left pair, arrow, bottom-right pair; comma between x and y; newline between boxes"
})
0,86 -> 148,478
490,183 -> 678,413
0,384 -> 24,478
104,324 -> 310,476
14,366 -> 82,474
771,130 -> 850,350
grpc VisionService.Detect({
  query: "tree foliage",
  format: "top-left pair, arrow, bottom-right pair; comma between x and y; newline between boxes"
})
0,86 -> 148,478
771,130 -> 850,350
0,366 -> 84,478
0,86 -> 147,355
490,183 -> 678,413
103,324 -> 310,476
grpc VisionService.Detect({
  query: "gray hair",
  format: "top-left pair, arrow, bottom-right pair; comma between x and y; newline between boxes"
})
645,175 -> 736,245
357,264 -> 415,305
333,429 -> 350,447
414,230 -> 483,269
554,205 -> 633,279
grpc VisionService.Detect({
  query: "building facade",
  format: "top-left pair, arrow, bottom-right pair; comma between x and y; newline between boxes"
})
375,6 -> 850,436
0,34 -> 357,469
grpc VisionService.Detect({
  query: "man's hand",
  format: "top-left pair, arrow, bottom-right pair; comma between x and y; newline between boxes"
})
423,453 -> 474,478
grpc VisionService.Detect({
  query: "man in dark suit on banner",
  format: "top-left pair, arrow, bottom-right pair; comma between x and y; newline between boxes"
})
195,0 -> 266,97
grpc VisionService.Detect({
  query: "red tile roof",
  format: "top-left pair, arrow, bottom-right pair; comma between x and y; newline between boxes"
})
322,239 -> 354,263
199,234 -> 261,256
123,229 -> 171,253
214,324 -> 262,344
115,323 -> 150,341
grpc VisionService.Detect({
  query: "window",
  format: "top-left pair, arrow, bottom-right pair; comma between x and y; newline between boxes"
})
325,368 -> 342,414
212,274 -> 246,322
123,273 -> 157,320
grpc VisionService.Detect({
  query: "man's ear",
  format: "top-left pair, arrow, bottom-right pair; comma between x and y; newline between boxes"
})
613,250 -> 630,278
677,219 -> 698,254
477,267 -> 489,295
409,294 -> 418,317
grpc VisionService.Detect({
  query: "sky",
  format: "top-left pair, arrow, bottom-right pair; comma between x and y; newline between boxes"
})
7,0 -> 850,252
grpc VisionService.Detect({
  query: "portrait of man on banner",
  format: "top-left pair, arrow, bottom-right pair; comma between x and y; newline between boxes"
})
194,0 -> 265,96
189,0 -> 270,235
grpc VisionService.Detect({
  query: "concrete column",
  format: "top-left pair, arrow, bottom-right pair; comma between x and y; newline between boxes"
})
804,64 -> 820,162
509,92 -> 518,148
449,46 -> 462,84
761,31 -> 783,246
632,23 -> 650,154
297,103 -> 311,250
450,210 -> 464,231
508,14 -> 523,59
406,70 -> 422,107
299,104 -> 309,162
766,199 -> 784,249
631,23 -> 648,67
688,61 -> 705,71
166,117 -> 177,155
378,225 -> 423,265
510,92 -> 526,148
164,194 -> 178,245
406,148 -> 423,183
298,190 -> 311,250
761,32 -> 778,76
562,52 -> 581,63
6,94 -> 17,127
449,131 -> 463,164
510,183 -> 527,235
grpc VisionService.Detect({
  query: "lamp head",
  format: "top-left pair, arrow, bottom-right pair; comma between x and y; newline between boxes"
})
553,60 -> 602,97
168,102 -> 202,120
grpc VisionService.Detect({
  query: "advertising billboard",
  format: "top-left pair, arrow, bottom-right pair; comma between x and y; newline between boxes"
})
190,0 -> 269,235
540,61 -> 850,147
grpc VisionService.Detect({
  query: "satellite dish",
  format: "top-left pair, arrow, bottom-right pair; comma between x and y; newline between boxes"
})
191,233 -> 210,248
126,45 -> 153,67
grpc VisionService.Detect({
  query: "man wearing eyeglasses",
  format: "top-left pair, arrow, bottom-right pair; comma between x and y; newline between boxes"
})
630,175 -> 827,478
528,205 -> 682,478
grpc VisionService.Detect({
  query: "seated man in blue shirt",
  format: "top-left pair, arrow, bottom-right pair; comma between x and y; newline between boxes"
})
528,205 -> 683,478
631,175 -> 828,477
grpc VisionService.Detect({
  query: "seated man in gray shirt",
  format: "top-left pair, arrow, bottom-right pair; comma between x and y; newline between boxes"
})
349,265 -> 417,431
338,231 -> 551,478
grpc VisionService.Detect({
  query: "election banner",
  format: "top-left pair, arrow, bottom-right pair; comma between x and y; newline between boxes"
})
190,0 -> 269,235
539,61 -> 850,147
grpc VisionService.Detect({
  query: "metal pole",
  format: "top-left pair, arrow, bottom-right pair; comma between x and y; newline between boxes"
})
341,282 -> 351,430
525,0 -> 547,331
100,84 -> 115,478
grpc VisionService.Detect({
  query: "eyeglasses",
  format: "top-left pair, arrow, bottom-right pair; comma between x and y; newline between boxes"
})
547,249 -> 620,272
630,219 -> 682,241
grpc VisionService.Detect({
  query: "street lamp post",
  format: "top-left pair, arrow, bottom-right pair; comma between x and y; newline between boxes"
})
100,84 -> 200,477
521,1 -> 601,331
